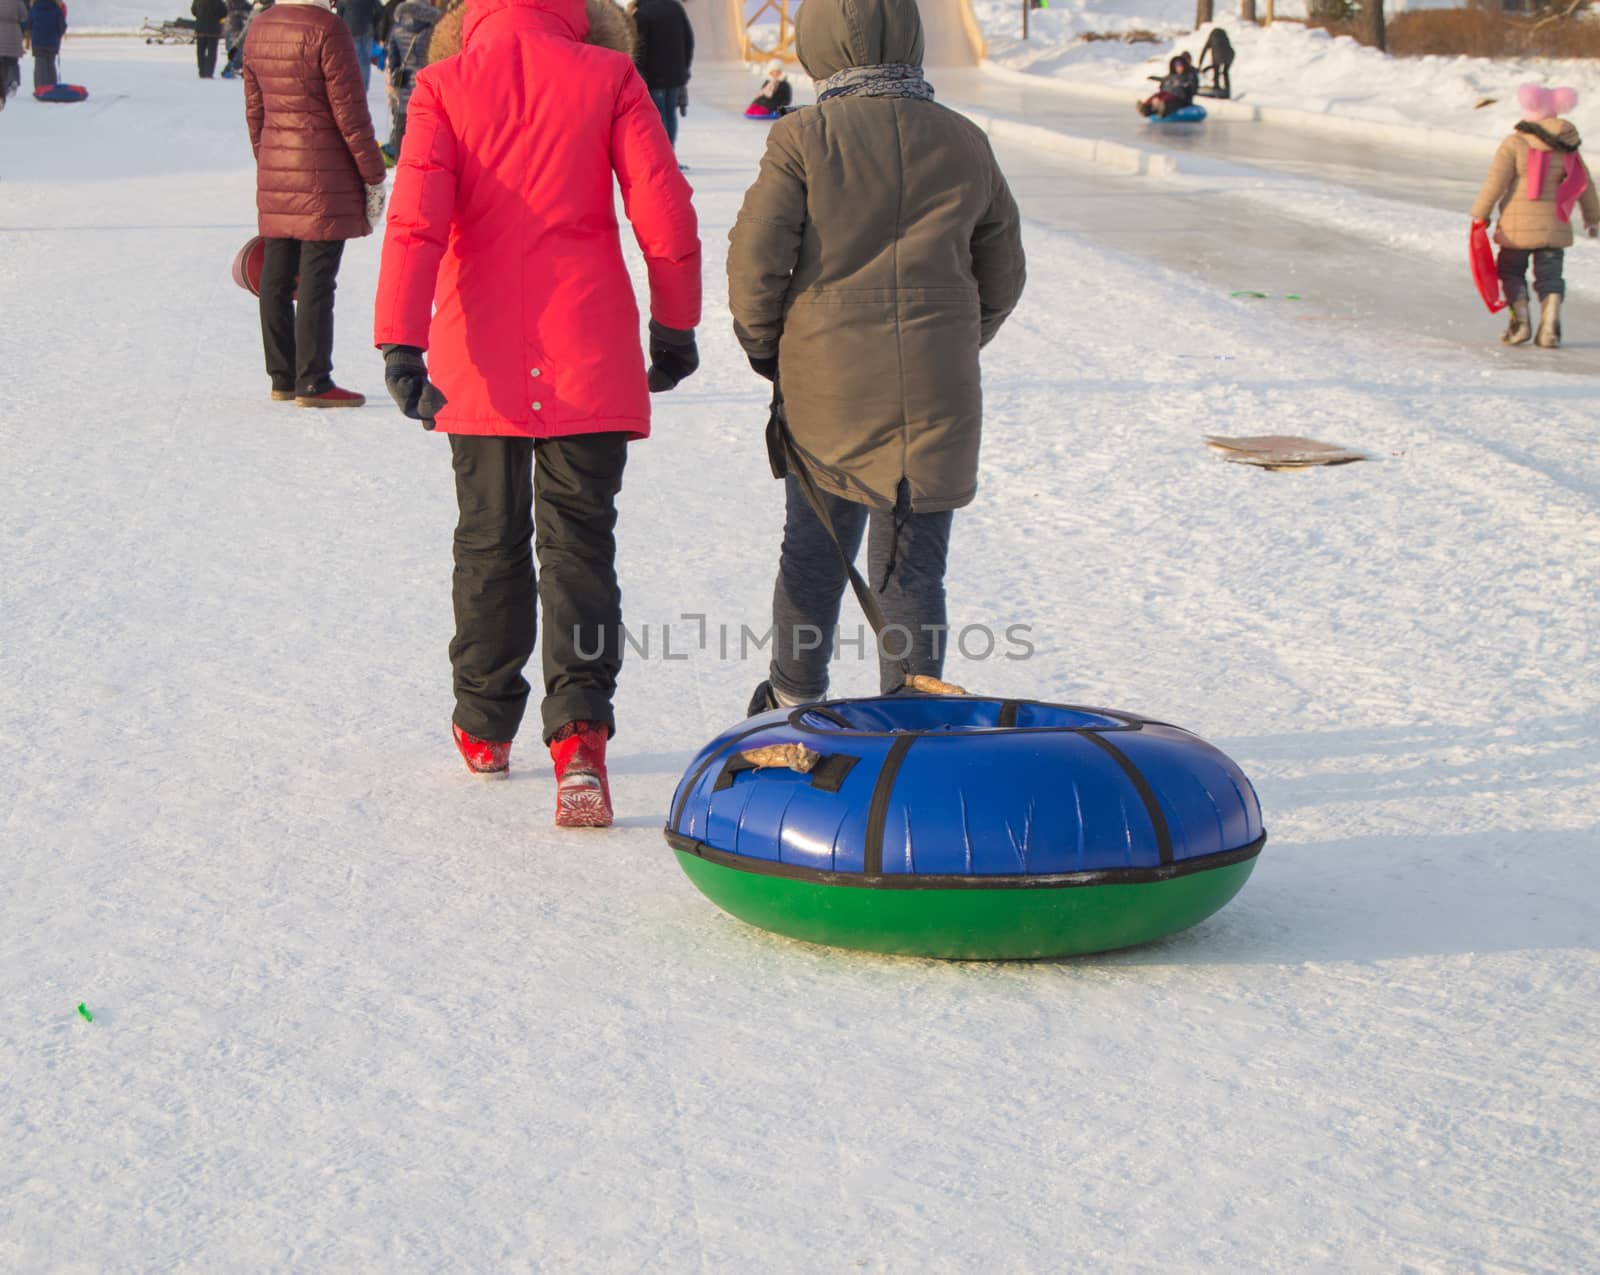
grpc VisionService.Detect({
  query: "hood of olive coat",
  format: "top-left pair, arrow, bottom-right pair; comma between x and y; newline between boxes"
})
795,0 -> 924,82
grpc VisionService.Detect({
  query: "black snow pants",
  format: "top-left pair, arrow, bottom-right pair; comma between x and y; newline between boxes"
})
448,433 -> 629,744
258,237 -> 345,397
196,36 -> 220,78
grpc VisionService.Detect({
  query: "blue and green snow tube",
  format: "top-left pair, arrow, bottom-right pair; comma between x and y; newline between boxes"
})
666,696 -> 1265,960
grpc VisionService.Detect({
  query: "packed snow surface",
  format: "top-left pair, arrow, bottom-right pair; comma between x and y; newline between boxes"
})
3,38 -> 1599,1274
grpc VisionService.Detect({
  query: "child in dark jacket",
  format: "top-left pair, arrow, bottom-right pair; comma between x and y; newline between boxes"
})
28,0 -> 66,90
1139,52 -> 1198,119
744,59 -> 792,119
382,0 -> 438,161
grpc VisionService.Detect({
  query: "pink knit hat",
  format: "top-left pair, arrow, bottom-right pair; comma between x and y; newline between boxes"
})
1519,84 -> 1578,122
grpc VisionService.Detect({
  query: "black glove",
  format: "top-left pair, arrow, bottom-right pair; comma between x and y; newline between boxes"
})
747,353 -> 778,382
646,320 -> 698,392
383,344 -> 447,428
676,85 -> 689,116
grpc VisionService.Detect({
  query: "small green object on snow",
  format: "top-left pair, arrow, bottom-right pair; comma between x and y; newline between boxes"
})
77,1003 -> 92,1023
1231,290 -> 1268,299
1286,294 -> 1303,301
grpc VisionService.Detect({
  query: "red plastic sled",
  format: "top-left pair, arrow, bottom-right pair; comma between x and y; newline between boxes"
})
1470,221 -> 1506,315
231,235 -> 297,299
231,236 -> 266,295
34,83 -> 89,103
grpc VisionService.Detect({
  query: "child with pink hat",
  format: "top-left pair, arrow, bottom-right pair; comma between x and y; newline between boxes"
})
1472,85 -> 1600,349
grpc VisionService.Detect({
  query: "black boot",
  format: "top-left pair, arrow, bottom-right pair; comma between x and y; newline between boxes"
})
747,680 -> 780,717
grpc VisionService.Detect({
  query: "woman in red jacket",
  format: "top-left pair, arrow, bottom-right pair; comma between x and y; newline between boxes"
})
374,0 -> 700,827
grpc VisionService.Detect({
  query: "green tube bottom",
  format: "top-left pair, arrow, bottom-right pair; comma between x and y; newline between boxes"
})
675,852 -> 1258,960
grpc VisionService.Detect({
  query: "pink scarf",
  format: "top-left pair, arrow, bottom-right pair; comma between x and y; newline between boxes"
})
1525,148 -> 1592,223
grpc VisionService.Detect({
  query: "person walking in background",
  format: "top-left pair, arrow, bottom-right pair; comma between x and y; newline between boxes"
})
1472,84 -> 1599,350
728,0 -> 1025,714
27,0 -> 65,90
630,0 -> 690,147
244,0 -> 386,406
380,0 -> 438,163
0,0 -> 29,106
338,0 -> 376,91
192,0 -> 228,77
374,0 -> 700,826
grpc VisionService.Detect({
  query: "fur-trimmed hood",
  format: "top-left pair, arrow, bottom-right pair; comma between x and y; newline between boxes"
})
1516,118 -> 1582,155
429,0 -> 632,63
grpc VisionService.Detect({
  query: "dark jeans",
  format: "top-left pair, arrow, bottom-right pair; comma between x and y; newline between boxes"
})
196,35 -> 219,77
346,21 -> 372,91
1498,247 -> 1565,302
258,237 -> 345,396
33,49 -> 57,89
448,433 -> 629,743
649,87 -> 679,147
769,476 -> 954,701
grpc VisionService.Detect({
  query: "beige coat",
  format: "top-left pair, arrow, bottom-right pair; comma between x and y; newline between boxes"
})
1471,117 -> 1600,250
726,0 -> 1026,513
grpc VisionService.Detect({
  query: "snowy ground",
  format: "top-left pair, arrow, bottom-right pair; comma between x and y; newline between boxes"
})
975,0 -> 1600,143
3,38 -> 1600,1274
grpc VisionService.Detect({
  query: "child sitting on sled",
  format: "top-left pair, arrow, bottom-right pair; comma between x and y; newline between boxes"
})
744,58 -> 792,119
1138,51 -> 1197,119
1472,85 -> 1600,349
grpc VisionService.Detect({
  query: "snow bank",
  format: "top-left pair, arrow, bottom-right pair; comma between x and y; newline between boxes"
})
975,1 -> 1600,143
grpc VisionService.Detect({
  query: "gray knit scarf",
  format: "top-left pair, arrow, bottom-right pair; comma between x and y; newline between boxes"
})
816,63 -> 934,103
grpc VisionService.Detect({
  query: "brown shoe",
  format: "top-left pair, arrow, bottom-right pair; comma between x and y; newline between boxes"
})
270,389 -> 295,402
296,386 -> 366,409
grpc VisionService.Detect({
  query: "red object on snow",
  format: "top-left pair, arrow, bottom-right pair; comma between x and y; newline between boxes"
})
373,0 -> 701,440
453,723 -> 512,775
549,721 -> 612,827
231,236 -> 266,295
231,235 -> 297,299
1470,221 -> 1507,314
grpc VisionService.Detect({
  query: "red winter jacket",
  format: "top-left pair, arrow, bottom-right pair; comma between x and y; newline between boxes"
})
373,0 -> 701,439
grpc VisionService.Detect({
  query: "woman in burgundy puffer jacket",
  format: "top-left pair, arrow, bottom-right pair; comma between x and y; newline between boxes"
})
373,0 -> 699,827
244,0 -> 386,406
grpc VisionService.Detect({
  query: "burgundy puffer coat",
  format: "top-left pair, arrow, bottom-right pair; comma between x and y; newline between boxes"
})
243,1 -> 385,241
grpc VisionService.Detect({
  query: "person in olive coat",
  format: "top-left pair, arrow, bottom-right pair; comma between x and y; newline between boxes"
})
728,0 -> 1025,710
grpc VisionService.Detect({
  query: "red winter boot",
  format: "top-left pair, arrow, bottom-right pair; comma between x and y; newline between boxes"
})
453,723 -> 512,776
296,385 -> 366,409
549,721 -> 613,828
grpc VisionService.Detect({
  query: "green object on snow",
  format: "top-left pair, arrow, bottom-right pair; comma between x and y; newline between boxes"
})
673,849 -> 1259,960
1286,294 -> 1303,301
77,1003 -> 92,1022
1231,290 -> 1269,299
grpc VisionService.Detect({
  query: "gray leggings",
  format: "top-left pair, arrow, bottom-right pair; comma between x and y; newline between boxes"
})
769,475 -> 953,701
1498,247 -> 1565,301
